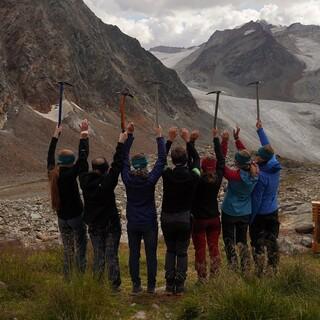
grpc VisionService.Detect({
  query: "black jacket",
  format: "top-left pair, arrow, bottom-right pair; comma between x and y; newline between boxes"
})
161,141 -> 200,215
192,137 -> 225,219
79,142 -> 124,228
47,137 -> 89,220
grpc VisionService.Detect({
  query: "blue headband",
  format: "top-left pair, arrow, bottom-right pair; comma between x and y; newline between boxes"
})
58,154 -> 75,165
131,156 -> 148,169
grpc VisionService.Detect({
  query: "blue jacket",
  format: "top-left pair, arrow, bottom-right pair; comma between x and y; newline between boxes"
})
121,134 -> 166,228
222,170 -> 258,217
251,128 -> 281,219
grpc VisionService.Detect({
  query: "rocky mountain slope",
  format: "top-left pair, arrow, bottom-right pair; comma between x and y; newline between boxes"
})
157,21 -> 320,103
0,0 -> 213,178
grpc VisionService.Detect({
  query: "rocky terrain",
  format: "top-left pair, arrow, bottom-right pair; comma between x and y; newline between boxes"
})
0,155 -> 319,255
153,20 -> 320,103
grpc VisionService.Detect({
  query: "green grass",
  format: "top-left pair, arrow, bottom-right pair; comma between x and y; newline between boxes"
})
0,244 -> 320,320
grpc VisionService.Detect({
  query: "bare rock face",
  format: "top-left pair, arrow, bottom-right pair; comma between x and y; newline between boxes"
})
0,0 -> 197,116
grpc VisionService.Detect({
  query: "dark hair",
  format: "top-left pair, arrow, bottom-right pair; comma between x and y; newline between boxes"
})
131,168 -> 149,179
171,146 -> 187,166
92,157 -> 109,174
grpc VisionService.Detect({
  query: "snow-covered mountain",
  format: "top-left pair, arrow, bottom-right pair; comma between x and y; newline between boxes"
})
152,21 -> 320,104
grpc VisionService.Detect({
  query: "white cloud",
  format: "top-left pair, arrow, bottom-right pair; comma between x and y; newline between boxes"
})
83,0 -> 320,48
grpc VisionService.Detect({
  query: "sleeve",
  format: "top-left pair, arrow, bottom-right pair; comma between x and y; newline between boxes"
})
108,142 -> 125,187
223,166 -> 241,181
148,137 -> 167,184
221,138 -> 228,158
187,141 -> 200,176
74,138 -> 89,177
121,133 -> 134,185
257,128 -> 270,146
47,137 -> 58,171
166,140 -> 173,155
250,177 -> 266,223
235,138 -> 246,151
213,137 -> 225,181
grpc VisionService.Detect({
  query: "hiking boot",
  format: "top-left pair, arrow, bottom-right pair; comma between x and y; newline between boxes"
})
147,287 -> 156,294
131,285 -> 143,295
165,281 -> 175,295
175,283 -> 185,296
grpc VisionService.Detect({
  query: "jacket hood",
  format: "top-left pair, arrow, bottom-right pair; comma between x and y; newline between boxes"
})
259,156 -> 282,173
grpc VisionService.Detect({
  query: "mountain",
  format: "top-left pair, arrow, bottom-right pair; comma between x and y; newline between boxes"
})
174,21 -> 307,101
0,0 -> 212,178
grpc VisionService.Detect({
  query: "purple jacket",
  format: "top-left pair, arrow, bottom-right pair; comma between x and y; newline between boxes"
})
121,134 -> 166,228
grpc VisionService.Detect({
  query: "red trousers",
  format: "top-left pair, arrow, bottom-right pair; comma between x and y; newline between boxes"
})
192,217 -> 221,278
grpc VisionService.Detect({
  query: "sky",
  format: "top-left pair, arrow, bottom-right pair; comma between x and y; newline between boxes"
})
83,0 -> 320,49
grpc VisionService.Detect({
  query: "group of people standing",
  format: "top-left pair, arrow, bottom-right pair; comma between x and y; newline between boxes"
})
47,118 -> 281,295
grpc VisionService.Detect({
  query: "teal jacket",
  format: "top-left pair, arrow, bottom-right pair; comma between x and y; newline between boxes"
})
222,170 -> 258,216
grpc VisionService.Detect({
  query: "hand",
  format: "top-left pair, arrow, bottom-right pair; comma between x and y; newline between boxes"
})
53,126 -> 62,138
79,119 -> 89,132
190,130 -> 200,142
119,131 -> 128,143
256,120 -> 263,129
233,126 -> 240,140
180,128 -> 190,143
212,128 -> 218,138
250,162 -> 260,177
168,127 -> 178,141
221,130 -> 229,141
127,122 -> 134,134
79,119 -> 89,139
155,125 -> 162,138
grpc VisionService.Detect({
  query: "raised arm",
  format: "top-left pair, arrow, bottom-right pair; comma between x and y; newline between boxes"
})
256,121 -> 270,146
181,128 -> 200,173
74,119 -> 90,177
104,132 -> 128,188
166,127 -> 178,155
223,166 -> 241,181
47,126 -> 62,171
220,130 -> 229,158
213,129 -> 225,180
233,126 -> 246,151
121,122 -> 134,185
149,126 -> 167,184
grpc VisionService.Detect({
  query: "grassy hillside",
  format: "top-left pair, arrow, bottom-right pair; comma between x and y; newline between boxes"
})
1,242 -> 320,320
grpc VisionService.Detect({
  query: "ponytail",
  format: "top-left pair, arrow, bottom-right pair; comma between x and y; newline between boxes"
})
48,166 -> 60,212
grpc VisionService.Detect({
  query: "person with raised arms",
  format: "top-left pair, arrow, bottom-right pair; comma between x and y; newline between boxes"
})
47,120 -> 89,279
122,122 -> 166,295
221,127 -> 259,273
78,127 -> 128,291
250,120 -> 281,276
162,128 -> 201,295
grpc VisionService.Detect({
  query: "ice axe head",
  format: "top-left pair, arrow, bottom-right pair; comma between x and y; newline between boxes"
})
119,87 -> 134,98
247,80 -> 262,87
206,90 -> 225,129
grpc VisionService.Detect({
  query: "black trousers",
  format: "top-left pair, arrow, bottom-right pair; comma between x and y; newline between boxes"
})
221,213 -> 250,272
127,224 -> 158,289
161,212 -> 191,286
250,211 -> 280,273
88,222 -> 121,289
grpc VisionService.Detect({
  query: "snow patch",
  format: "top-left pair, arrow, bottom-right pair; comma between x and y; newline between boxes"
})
244,29 -> 255,36
190,87 -> 320,163
294,37 -> 320,72
33,100 -> 83,123
0,112 -> 8,130
151,47 -> 200,68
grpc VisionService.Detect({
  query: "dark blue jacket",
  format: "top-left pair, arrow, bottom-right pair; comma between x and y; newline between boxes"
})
251,128 -> 281,219
121,134 -> 166,228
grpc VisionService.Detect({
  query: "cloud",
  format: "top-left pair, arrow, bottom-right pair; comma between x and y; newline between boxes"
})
83,0 -> 320,48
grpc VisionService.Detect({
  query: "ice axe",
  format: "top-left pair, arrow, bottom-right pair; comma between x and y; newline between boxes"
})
247,81 -> 262,121
57,81 -> 73,127
206,90 -> 224,129
144,80 -> 164,128
118,88 -> 134,132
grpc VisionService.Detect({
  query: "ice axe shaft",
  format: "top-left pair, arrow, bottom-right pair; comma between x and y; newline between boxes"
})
144,80 -> 163,128
118,88 -> 134,132
207,90 -> 223,129
248,81 -> 261,121
57,81 -> 73,127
